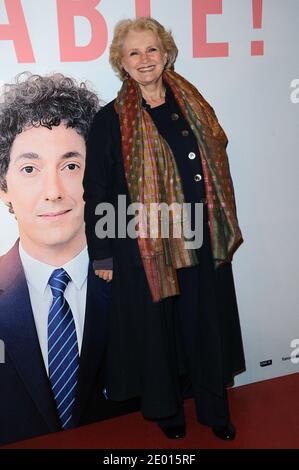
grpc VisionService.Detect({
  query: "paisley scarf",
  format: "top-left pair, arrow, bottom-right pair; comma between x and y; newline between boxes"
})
115,70 -> 243,302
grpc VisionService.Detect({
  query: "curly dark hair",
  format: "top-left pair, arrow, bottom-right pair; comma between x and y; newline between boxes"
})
0,72 -> 100,191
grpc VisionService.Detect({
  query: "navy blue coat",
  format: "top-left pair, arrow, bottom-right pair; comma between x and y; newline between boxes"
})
83,91 -> 245,420
0,242 -> 138,446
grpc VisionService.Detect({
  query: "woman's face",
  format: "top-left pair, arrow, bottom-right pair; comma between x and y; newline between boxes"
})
121,29 -> 167,88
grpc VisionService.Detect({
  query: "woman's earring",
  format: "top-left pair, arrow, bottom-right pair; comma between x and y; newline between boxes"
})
164,54 -> 168,69
121,65 -> 129,79
6,201 -> 14,214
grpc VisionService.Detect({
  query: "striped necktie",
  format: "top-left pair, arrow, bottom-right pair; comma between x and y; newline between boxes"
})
48,268 -> 79,429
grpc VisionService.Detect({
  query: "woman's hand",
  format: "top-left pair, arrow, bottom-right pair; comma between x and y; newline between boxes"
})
95,269 -> 113,282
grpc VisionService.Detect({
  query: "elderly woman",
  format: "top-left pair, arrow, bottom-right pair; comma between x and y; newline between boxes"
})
83,17 -> 245,441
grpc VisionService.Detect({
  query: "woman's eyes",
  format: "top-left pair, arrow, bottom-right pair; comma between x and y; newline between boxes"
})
129,48 -> 158,56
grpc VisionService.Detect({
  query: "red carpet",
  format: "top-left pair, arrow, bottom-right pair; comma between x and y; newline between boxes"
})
2,373 -> 299,449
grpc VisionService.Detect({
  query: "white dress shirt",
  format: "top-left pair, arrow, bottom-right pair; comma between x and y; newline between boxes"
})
19,244 -> 89,375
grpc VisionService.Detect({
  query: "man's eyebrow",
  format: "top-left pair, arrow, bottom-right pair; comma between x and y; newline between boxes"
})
14,152 -> 39,162
61,151 -> 84,160
14,151 -> 84,163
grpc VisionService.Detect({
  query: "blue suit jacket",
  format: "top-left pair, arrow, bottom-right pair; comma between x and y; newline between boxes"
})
0,242 -> 138,446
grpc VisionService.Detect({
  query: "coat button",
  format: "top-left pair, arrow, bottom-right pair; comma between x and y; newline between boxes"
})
188,152 -> 196,160
171,113 -> 179,120
194,174 -> 202,182
182,129 -> 189,137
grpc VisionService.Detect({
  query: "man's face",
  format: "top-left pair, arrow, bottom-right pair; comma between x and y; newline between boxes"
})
0,124 -> 86,256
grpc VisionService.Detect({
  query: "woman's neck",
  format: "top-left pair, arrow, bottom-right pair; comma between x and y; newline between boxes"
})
140,81 -> 166,108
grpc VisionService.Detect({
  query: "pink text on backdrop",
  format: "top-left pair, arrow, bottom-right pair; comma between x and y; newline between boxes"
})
135,0 -> 151,17
192,0 -> 228,57
251,0 -> 264,56
0,0 -> 34,62
57,0 -> 151,62
0,0 -> 264,63
57,0 -> 107,62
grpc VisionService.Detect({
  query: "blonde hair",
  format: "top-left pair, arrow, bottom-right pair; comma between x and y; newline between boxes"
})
109,17 -> 178,81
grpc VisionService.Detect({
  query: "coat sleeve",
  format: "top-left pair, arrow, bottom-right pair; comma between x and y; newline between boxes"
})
83,104 -> 116,262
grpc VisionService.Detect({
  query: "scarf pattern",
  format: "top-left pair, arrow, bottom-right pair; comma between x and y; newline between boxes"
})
115,70 -> 243,302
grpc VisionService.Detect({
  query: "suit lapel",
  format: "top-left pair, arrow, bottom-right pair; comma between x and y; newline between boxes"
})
72,264 -> 111,423
0,243 -> 61,432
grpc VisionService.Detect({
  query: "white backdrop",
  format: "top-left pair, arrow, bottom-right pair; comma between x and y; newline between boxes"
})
0,0 -> 299,387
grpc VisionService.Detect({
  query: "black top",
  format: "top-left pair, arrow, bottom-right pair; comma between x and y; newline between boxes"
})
144,87 -> 206,206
